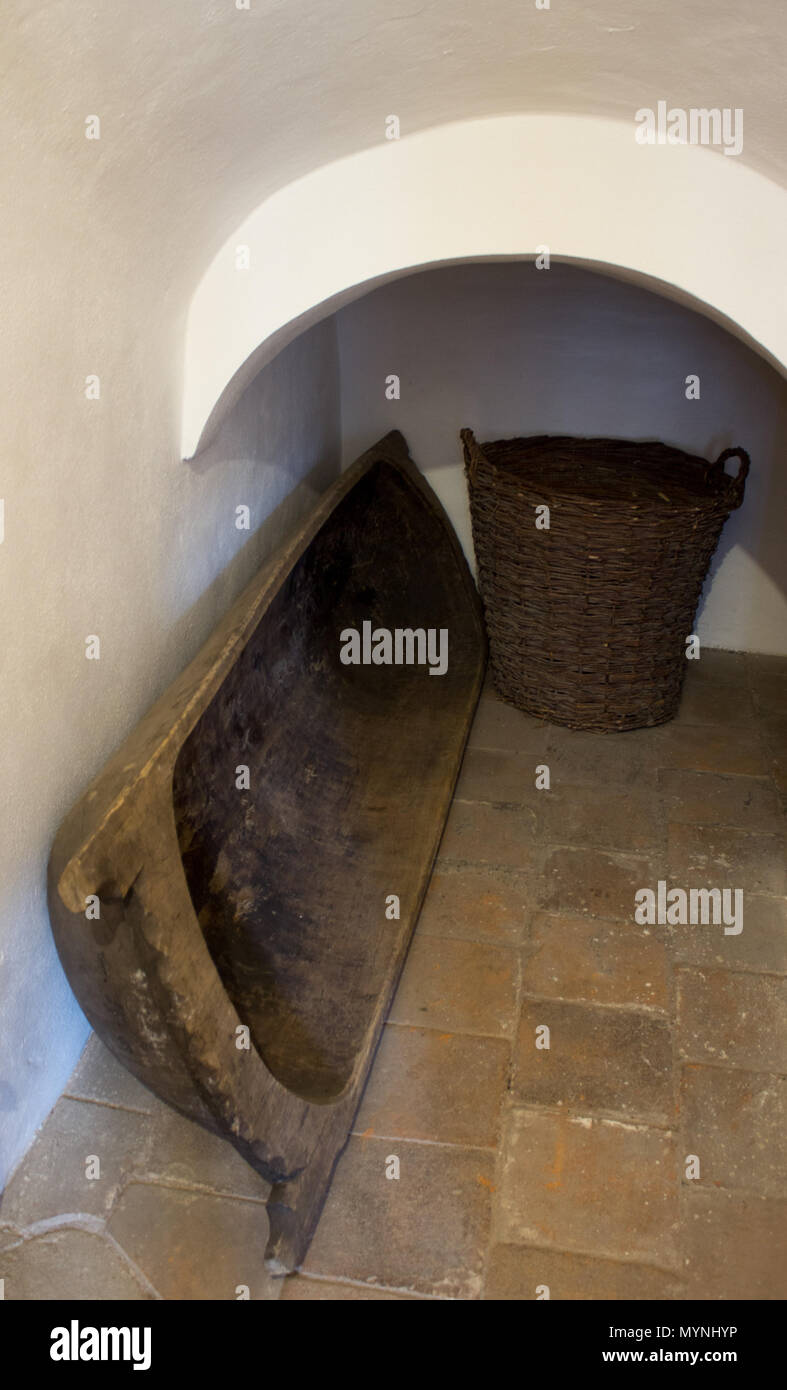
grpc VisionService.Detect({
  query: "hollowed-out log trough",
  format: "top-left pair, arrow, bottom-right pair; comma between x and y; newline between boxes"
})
48,431 -> 486,1271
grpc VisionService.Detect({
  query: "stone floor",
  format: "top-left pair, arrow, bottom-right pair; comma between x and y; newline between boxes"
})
2,650 -> 785,1300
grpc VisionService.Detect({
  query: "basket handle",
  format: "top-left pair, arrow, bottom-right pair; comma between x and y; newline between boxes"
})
706,446 -> 750,509
461,428 -> 482,486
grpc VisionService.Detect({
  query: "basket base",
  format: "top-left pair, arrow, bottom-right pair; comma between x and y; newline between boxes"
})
490,666 -> 682,734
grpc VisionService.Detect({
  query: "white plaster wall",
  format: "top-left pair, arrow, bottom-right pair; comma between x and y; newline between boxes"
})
0,288 -> 340,1186
337,262 -> 787,655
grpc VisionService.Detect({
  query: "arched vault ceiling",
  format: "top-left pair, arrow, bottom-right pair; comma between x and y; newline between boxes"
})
5,0 -> 786,296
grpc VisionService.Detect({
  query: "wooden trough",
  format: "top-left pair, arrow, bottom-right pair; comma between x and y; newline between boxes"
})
47,431 -> 487,1271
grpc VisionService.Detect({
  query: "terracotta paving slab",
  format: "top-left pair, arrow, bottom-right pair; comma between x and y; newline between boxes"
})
768,751 -> 787,797
354,1024 -> 509,1148
666,823 -> 786,897
655,724 -> 770,777
64,1035 -> 160,1114
467,694 -> 548,753
484,1242 -> 684,1301
0,1098 -> 149,1226
137,1103 -> 272,1204
417,863 -> 531,945
674,662 -> 755,726
759,716 -> 787,757
455,747 -> 543,804
679,1063 -> 786,1198
676,967 -> 787,1072
389,935 -> 518,1037
108,1183 -> 279,1301
522,911 -> 669,1010
540,727 -> 665,789
682,1188 -> 787,1299
303,1135 -> 493,1299
437,798 -> 537,869
683,650 -> 749,690
0,1226 -> 156,1301
534,784 -> 667,853
496,1108 -> 680,1266
746,653 -> 787,718
659,768 -> 783,832
513,998 -> 674,1125
668,894 -> 787,975
541,847 -> 655,921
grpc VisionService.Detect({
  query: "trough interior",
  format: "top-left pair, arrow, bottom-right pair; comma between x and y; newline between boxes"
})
172,460 -> 480,1102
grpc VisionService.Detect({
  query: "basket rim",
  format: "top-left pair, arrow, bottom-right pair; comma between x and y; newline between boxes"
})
461,429 -> 748,511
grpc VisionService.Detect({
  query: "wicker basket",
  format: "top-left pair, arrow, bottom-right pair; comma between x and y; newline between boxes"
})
461,430 -> 749,732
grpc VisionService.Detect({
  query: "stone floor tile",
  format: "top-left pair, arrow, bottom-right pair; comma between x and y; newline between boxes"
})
746,653 -> 787,718
674,674 -> 755,727
437,799 -> 537,870
655,724 -> 769,776
682,1188 -> 787,1299
137,1105 -> 272,1204
280,1275 -> 417,1300
759,715 -> 787,756
354,1025 -> 508,1148
680,1064 -> 786,1198
769,751 -> 787,797
63,1035 -> 160,1113
455,748 -> 542,805
467,693 -> 549,753
496,1108 -> 679,1265
416,864 -> 531,946
659,769 -> 783,832
107,1183 -> 279,1300
535,784 -> 666,853
668,894 -> 787,975
776,775 -> 787,805
303,1135 -> 493,1298
676,968 -> 787,1071
684,649 -> 749,690
666,823 -> 786,897
540,847 -> 654,921
0,1098 -> 150,1226
484,1242 -> 684,1300
513,998 -> 673,1124
522,911 -> 670,1010
0,1226 -> 156,1301
540,726 -> 664,789
389,936 -> 517,1037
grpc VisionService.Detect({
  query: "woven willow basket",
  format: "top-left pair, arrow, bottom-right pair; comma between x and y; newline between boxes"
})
461,430 -> 749,732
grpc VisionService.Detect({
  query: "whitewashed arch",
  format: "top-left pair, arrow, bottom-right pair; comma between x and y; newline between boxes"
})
182,113 -> 787,459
